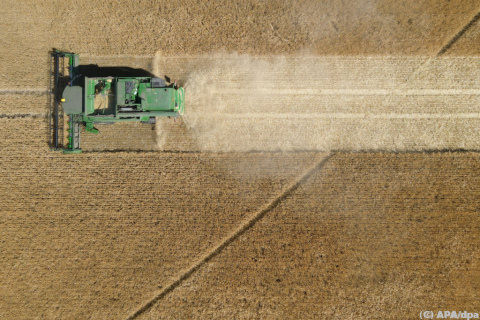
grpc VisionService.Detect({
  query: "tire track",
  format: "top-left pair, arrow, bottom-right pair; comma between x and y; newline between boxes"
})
0,89 -> 48,94
0,114 -> 44,119
126,153 -> 333,320
188,112 -> 480,119
437,9 -> 480,56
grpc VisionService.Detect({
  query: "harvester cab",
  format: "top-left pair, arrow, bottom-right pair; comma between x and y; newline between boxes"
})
49,50 -> 185,154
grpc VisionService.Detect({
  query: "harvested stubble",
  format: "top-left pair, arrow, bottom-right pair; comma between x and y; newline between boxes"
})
156,55 -> 480,152
80,122 -> 159,151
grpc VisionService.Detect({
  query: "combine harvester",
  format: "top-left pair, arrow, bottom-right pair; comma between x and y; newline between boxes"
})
49,50 -> 185,153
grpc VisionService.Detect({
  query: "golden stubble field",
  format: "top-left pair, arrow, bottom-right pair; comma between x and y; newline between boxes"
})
2,0 -> 480,319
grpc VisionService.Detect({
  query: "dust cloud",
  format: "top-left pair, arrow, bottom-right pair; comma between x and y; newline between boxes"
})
154,54 -> 480,152
180,53 -> 297,152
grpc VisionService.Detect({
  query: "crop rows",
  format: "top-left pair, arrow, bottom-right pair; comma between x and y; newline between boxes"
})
0,117 -> 325,318
140,152 -> 480,319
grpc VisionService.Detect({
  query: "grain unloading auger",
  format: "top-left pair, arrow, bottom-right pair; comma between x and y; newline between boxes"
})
49,50 -> 185,154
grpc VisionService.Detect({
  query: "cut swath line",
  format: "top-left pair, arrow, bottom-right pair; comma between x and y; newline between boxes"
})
0,114 -> 44,119
125,153 -> 333,320
4,88 -> 480,97
215,89 -> 480,95
7,88 -> 480,96
186,112 -> 480,119
0,89 -> 48,94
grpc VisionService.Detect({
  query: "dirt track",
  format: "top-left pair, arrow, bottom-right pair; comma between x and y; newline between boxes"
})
2,1 -> 480,319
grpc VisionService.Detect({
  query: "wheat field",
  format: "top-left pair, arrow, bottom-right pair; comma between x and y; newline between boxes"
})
1,0 -> 480,319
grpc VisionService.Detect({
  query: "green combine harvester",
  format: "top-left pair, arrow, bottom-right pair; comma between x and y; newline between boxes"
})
49,50 -> 184,153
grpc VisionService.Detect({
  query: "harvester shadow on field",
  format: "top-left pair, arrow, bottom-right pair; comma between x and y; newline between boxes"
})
77,65 -> 156,78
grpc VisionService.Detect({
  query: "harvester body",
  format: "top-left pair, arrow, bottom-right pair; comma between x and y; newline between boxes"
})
50,50 -> 184,153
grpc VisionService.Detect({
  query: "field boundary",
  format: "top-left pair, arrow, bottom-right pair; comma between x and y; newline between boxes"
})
125,153 -> 334,320
80,149 -> 480,154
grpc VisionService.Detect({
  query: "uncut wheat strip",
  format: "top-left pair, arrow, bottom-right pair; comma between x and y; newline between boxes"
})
125,153 -> 333,320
